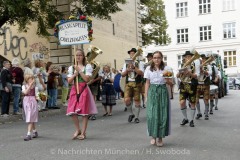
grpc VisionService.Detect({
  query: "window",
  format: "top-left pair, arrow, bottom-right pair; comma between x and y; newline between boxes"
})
223,22 -> 236,39
163,56 -> 167,66
224,50 -> 236,67
199,26 -> 212,41
176,2 -> 188,17
177,28 -> 188,43
223,0 -> 235,11
177,54 -> 184,68
199,0 -> 211,14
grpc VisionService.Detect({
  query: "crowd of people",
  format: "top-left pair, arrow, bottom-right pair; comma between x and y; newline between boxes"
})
0,47 -> 221,147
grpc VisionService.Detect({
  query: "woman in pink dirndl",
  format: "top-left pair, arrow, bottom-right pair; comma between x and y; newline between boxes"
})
67,49 -> 97,140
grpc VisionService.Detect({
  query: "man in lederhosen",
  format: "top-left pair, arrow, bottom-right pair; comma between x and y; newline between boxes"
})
209,60 -> 220,114
121,48 -> 144,123
176,51 -> 200,127
195,54 -> 212,120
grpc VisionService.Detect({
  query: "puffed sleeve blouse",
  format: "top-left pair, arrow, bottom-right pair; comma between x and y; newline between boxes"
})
144,66 -> 172,84
67,64 -> 93,78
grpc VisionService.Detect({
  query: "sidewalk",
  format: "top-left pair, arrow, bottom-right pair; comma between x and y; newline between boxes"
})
0,99 -> 124,125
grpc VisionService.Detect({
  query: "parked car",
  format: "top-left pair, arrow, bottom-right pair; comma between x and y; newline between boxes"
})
228,77 -> 240,89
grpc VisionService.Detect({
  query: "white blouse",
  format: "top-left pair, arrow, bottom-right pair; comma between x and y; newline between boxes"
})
144,66 -> 172,84
67,64 -> 93,78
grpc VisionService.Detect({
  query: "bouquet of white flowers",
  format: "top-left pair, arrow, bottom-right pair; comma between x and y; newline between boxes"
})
36,92 -> 48,102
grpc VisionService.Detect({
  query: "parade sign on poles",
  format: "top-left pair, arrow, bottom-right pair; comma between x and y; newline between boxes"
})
58,21 -> 89,45
54,15 -> 93,46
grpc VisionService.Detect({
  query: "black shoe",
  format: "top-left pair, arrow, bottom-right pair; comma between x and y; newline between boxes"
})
209,110 -> 213,114
204,115 -> 209,120
124,107 -> 127,112
128,115 -> 135,122
141,104 -> 146,108
52,106 -> 60,109
180,119 -> 189,125
195,113 -> 202,120
88,115 -> 92,119
103,112 -> 108,117
189,120 -> 195,127
91,115 -> 96,120
134,118 -> 140,123
215,107 -> 218,110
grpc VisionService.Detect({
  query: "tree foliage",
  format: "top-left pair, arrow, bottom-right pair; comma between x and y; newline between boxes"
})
0,0 -> 62,37
141,0 -> 171,46
0,0 -> 127,37
70,0 -> 126,20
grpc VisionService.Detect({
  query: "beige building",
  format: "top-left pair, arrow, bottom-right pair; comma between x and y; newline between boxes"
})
0,0 -> 142,70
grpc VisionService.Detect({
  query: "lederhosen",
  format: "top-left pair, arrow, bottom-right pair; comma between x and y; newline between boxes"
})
196,66 -> 211,102
124,62 -> 142,101
211,64 -> 219,87
179,62 -> 198,104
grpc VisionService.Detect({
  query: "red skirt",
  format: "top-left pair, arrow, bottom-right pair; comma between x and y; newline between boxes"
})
66,82 -> 97,116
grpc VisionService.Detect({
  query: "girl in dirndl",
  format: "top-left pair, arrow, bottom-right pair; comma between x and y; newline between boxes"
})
22,74 -> 39,141
101,65 -> 116,116
144,51 -> 173,147
66,49 -> 97,140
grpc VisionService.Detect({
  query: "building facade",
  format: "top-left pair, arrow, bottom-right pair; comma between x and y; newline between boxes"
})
144,0 -> 240,76
1,0 -> 142,70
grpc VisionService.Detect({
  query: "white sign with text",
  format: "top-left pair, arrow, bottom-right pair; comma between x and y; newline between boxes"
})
58,21 -> 89,46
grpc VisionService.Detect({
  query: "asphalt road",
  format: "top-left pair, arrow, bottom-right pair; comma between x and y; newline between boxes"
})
0,90 -> 240,160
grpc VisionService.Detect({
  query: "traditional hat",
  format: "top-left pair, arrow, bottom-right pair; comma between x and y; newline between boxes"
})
200,54 -> 207,58
182,51 -> 194,57
128,48 -> 137,54
146,53 -> 153,58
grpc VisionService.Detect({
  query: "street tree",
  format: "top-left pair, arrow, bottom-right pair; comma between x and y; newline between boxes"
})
141,0 -> 171,46
0,0 -> 126,37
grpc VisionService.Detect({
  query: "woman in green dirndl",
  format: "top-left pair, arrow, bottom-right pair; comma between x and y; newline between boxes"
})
144,51 -> 173,147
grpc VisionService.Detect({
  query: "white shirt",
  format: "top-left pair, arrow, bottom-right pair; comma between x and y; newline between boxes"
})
102,72 -> 115,80
122,61 -> 144,82
210,64 -> 219,80
144,66 -> 172,84
67,64 -> 93,78
194,59 -> 201,78
198,64 -> 212,84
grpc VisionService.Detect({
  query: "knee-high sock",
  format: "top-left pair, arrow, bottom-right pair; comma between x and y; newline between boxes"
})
210,100 -> 214,110
205,103 -> 209,115
181,107 -> 188,120
135,105 -> 140,118
190,109 -> 196,121
196,102 -> 201,114
142,96 -> 144,106
126,103 -> 133,115
215,99 -> 218,107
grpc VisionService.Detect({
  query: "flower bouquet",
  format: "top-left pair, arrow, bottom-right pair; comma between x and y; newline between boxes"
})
36,92 -> 48,102
163,70 -> 173,78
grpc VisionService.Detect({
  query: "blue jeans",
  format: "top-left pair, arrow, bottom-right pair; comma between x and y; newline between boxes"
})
48,89 -> 58,108
1,90 -> 10,115
12,86 -> 21,113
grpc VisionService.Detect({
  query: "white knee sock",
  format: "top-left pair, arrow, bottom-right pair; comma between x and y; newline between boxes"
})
196,102 -> 201,114
181,107 -> 188,120
135,106 -> 140,118
190,109 -> 196,121
215,99 -> 218,107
